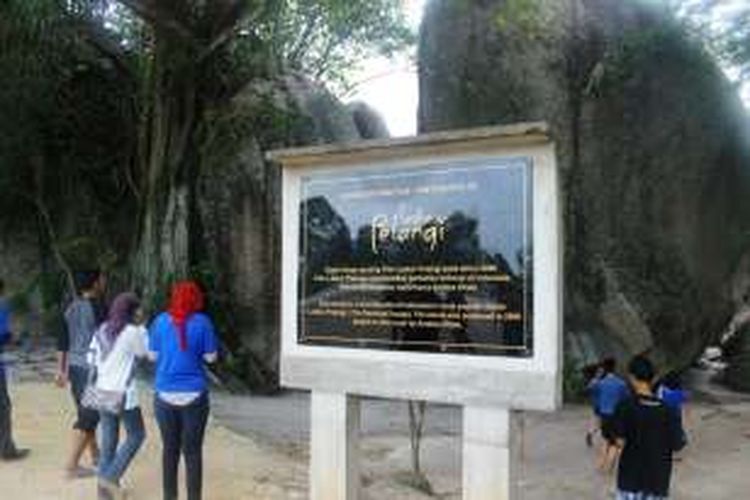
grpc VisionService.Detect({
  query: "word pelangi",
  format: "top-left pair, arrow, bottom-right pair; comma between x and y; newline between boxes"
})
370,214 -> 447,254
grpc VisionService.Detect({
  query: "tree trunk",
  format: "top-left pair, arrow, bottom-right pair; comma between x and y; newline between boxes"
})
131,36 -> 199,308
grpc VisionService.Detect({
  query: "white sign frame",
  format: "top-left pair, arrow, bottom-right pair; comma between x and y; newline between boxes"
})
273,122 -> 562,412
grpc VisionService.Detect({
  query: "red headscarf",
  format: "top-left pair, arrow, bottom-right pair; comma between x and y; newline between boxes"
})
167,280 -> 204,351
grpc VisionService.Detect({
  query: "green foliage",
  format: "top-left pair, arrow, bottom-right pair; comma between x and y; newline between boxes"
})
563,352 -> 586,403
722,10 -> 750,81
142,260 -> 227,322
8,288 -> 33,316
60,237 -> 120,270
0,0 -> 69,209
600,27 -> 674,87
599,19 -> 718,97
672,0 -> 750,92
199,88 -> 306,170
5,270 -> 69,337
258,0 -> 415,91
495,0 -> 551,40
0,0 -> 137,248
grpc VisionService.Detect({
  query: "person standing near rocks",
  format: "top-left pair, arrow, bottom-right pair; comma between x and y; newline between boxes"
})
613,355 -> 685,500
56,270 -> 107,478
656,371 -> 689,455
89,292 -> 149,499
0,278 -> 29,461
590,357 -> 629,471
584,361 -> 606,447
148,280 -> 218,500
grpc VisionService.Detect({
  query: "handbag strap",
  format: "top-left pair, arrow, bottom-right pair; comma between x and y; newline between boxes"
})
86,360 -> 97,385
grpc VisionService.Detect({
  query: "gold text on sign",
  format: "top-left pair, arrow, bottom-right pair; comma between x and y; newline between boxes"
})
370,214 -> 448,255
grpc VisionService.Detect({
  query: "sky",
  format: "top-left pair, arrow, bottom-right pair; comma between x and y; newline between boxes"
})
346,0 -> 425,137
347,0 -> 749,138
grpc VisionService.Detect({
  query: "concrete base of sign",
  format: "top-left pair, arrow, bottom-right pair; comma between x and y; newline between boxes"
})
309,393 -> 520,500
310,392 -> 361,500
463,407 -> 519,500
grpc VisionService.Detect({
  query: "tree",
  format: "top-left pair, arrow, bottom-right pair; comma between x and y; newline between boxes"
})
0,0 -> 413,385
673,0 -> 750,95
97,0 -> 414,307
267,0 -> 415,90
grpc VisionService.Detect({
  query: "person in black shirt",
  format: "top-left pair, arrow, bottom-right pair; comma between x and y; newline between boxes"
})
613,355 -> 685,500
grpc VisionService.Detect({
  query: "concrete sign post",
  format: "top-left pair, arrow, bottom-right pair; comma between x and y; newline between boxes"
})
269,122 -> 562,500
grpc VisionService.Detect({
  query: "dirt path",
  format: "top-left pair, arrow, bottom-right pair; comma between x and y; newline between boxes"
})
3,347 -> 750,499
212,391 -> 750,499
1,381 -> 307,499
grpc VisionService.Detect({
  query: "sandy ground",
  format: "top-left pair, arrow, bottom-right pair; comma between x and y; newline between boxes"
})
2,348 -> 750,499
1,380 -> 309,500
212,391 -> 750,499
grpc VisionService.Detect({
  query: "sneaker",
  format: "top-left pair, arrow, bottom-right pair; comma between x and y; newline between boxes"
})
99,477 -> 126,500
2,448 -> 30,461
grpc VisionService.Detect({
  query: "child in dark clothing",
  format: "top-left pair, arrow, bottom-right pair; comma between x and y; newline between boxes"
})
613,355 -> 685,500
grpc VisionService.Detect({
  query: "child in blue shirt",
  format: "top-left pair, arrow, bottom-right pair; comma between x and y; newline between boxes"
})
590,357 -> 630,472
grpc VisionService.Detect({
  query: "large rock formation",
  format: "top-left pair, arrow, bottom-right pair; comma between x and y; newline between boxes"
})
197,75 -> 388,389
724,323 -> 750,392
419,0 -> 750,371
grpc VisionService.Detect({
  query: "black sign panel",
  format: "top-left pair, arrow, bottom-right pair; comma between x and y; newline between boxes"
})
299,159 -> 533,356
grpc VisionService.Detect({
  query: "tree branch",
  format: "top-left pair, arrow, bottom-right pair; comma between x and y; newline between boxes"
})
287,9 -> 323,67
116,0 -> 192,39
70,16 -> 134,79
18,164 -> 76,298
33,197 -> 77,298
198,0 -> 258,62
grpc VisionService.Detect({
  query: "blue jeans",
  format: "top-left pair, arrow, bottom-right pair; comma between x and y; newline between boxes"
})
99,407 -> 145,484
154,393 -> 209,500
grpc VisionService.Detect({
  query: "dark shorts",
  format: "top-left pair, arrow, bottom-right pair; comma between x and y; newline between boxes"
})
600,415 -> 617,444
68,364 -> 100,432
